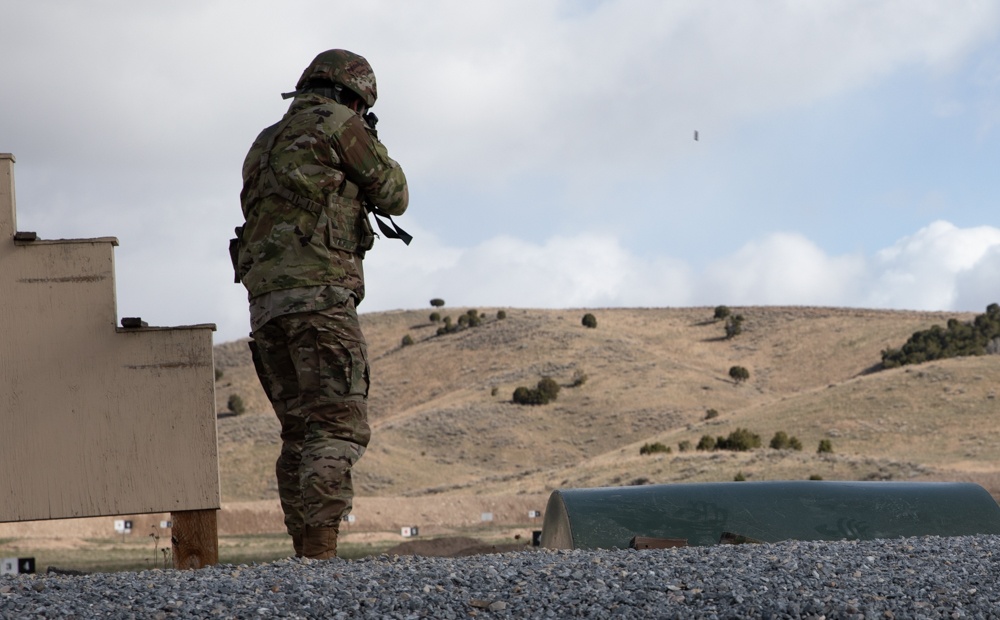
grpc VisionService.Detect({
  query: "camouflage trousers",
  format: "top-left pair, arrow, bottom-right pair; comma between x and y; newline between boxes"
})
249,300 -> 370,535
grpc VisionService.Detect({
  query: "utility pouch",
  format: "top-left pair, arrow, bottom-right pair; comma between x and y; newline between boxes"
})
357,212 -> 376,257
229,225 -> 244,283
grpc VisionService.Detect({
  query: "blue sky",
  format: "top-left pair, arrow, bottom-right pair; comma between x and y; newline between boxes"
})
2,1 -> 999,343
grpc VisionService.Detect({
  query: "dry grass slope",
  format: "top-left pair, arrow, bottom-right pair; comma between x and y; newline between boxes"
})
213,306 -> 1000,503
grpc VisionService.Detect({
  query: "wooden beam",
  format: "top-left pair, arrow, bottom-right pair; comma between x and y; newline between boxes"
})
171,509 -> 219,569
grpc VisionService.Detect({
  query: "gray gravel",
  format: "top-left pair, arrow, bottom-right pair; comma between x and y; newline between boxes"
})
3,535 -> 1000,618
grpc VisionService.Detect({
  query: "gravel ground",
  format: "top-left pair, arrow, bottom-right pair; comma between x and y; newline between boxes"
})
2,535 -> 999,618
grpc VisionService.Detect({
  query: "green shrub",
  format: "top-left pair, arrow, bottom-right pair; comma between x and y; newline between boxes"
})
570,370 -> 587,387
734,471 -> 746,482
788,437 -> 803,451
512,386 -> 537,405
696,435 -> 716,451
770,431 -> 789,449
713,305 -> 731,321
716,428 -> 761,451
881,303 -> 1000,368
227,394 -> 245,415
497,310 -> 507,320
430,298 -> 445,308
537,377 -> 561,401
215,367 -> 223,381
725,314 -> 744,339
729,366 -> 750,384
512,377 -> 562,406
582,313 -> 598,329
677,440 -> 692,452
809,474 -> 824,480
429,312 -> 441,322
639,442 -> 670,456
401,334 -> 415,347
705,408 -> 719,420
466,309 -> 482,327
817,439 -> 833,454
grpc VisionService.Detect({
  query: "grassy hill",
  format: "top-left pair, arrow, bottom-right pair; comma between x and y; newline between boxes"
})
212,306 -> 1000,503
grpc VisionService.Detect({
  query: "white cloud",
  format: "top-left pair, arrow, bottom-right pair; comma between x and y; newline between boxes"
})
699,233 -> 867,306
869,220 -> 1000,310
363,229 -> 694,313
376,0 -> 1000,184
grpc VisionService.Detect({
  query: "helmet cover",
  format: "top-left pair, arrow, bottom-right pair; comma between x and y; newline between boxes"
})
296,49 -> 377,107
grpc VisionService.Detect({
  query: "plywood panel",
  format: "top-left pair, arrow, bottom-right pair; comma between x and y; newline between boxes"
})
0,154 -> 219,522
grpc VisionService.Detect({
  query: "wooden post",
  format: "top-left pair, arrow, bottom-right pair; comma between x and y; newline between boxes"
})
171,509 -> 219,569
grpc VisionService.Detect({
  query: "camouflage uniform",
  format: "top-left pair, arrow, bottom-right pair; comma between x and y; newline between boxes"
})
235,50 -> 407,557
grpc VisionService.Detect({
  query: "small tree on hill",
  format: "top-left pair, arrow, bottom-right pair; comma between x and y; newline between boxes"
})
729,365 -> 750,384
714,305 -> 731,321
725,314 -> 745,339
582,313 -> 598,329
430,298 -> 446,308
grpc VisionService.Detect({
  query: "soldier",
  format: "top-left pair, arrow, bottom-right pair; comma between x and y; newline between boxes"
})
232,49 -> 408,559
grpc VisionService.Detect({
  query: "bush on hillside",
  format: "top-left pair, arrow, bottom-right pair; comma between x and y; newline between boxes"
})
881,303 -> 1000,368
512,377 -> 562,406
770,431 -> 803,451
715,428 -> 761,451
725,314 -> 745,339
817,439 -> 834,454
639,442 -> 670,456
227,394 -> 245,416
401,334 -> 415,347
696,435 -> 716,451
430,298 -> 445,308
582,313 -> 598,329
714,305 -> 731,321
729,365 -> 750,384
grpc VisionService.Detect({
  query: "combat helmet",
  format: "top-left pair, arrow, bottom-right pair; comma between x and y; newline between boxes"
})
295,49 -> 377,108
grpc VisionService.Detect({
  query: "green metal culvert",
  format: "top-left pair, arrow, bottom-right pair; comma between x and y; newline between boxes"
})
540,481 -> 1000,550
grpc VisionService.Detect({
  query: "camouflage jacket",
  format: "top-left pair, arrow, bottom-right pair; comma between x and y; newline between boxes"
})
237,93 -> 408,303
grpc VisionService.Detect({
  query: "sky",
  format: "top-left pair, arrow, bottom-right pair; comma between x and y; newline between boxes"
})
2,0 -> 999,344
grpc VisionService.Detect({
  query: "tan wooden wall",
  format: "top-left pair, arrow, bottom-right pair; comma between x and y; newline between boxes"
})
0,153 -> 220,522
